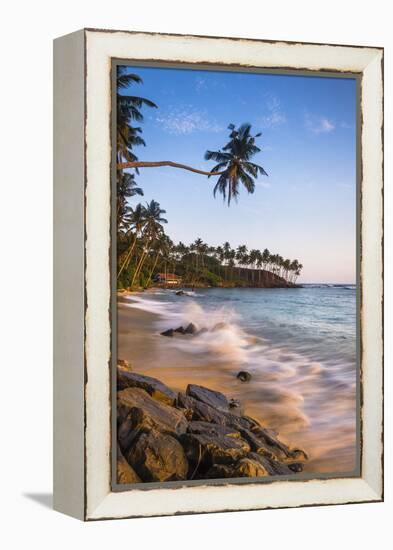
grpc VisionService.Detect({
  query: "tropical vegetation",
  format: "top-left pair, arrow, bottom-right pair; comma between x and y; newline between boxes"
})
115,66 -> 302,289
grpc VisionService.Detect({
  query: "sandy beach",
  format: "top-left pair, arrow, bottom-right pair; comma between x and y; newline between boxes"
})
118,290 -> 357,474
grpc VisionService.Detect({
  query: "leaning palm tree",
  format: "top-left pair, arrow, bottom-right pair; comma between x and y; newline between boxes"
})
204,124 -> 268,204
117,203 -> 147,279
131,200 -> 168,286
118,123 -> 268,204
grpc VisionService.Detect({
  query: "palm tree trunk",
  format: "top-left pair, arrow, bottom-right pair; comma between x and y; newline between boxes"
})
117,160 -> 225,176
132,249 -> 148,286
117,233 -> 138,279
146,252 -> 160,287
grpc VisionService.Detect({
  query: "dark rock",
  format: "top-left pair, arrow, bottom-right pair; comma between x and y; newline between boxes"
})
287,462 -> 304,473
127,429 -> 188,482
117,444 -> 141,484
177,393 -> 228,424
237,371 -> 252,382
118,417 -> 140,455
161,328 -> 174,337
184,322 -> 197,334
117,371 -> 177,405
180,432 -> 250,470
229,398 -> 240,409
187,420 -> 240,439
175,290 -> 185,296
250,426 -> 292,460
174,326 -> 186,334
118,388 -> 188,437
186,384 -> 229,411
248,452 -> 293,475
204,463 -> 235,479
235,457 -> 269,477
196,327 -> 208,335
288,448 -> 308,462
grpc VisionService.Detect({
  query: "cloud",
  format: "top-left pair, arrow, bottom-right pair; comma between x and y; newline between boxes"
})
260,94 -> 287,129
305,113 -> 335,134
155,105 -> 223,135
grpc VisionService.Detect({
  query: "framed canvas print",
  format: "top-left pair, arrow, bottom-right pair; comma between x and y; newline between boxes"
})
53,28 -> 384,521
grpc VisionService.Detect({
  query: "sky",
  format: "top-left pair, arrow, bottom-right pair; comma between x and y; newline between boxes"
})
119,65 -> 357,284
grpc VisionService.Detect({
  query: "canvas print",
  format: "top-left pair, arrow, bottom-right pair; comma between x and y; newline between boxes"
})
115,64 -> 358,485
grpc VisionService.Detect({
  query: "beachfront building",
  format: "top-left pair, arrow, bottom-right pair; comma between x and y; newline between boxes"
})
154,273 -> 182,286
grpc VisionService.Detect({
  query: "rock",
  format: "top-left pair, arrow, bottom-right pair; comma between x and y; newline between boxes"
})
127,429 -> 188,482
250,426 -> 292,460
161,328 -> 174,337
287,462 -> 304,473
180,432 -> 250,471
118,388 -> 188,437
235,457 -> 269,477
177,393 -> 228,424
196,327 -> 208,335
175,290 -> 185,296
117,371 -> 177,405
248,452 -> 293,475
118,417 -> 140,455
186,384 -> 229,411
118,358 -> 132,371
117,444 -> 141,484
174,326 -> 186,334
238,428 -> 291,462
204,463 -> 235,479
288,448 -> 308,462
237,371 -> 252,382
229,398 -> 240,409
187,420 -> 241,439
184,322 -> 197,334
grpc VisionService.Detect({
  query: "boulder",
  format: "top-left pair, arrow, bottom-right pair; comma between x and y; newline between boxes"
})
250,426 -> 292,460
181,432 -> 250,470
118,387 -> 188,437
187,420 -> 240,439
184,322 -> 197,334
177,393 -> 228,424
186,384 -> 229,411
229,398 -> 240,409
235,457 -> 269,477
117,445 -> 141,484
127,429 -> 188,482
237,371 -> 252,382
117,371 -> 177,405
248,452 -> 293,475
174,326 -> 186,334
175,290 -> 185,296
161,328 -> 174,337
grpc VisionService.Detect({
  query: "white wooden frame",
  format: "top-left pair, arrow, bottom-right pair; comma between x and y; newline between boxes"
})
53,28 -> 383,521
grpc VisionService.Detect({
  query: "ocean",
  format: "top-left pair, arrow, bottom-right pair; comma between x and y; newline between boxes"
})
120,285 -> 358,474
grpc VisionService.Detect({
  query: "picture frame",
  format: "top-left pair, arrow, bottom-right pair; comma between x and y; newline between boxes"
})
53,28 -> 383,521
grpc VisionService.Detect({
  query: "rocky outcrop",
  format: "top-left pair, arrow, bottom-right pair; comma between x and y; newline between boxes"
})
117,373 -> 308,484
127,429 -> 188,482
117,370 -> 177,405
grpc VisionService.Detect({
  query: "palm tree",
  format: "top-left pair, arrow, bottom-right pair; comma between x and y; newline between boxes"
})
117,67 -> 157,165
117,172 -> 144,229
117,203 -> 147,279
118,124 -> 268,203
131,200 -> 168,286
205,124 -> 268,205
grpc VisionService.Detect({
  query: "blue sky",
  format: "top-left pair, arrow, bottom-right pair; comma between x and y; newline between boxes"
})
120,66 -> 357,283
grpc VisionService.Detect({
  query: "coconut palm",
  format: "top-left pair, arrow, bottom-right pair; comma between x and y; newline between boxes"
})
204,124 -> 268,205
117,203 -> 147,279
117,67 -> 157,164
117,172 -> 144,230
131,200 -> 168,286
